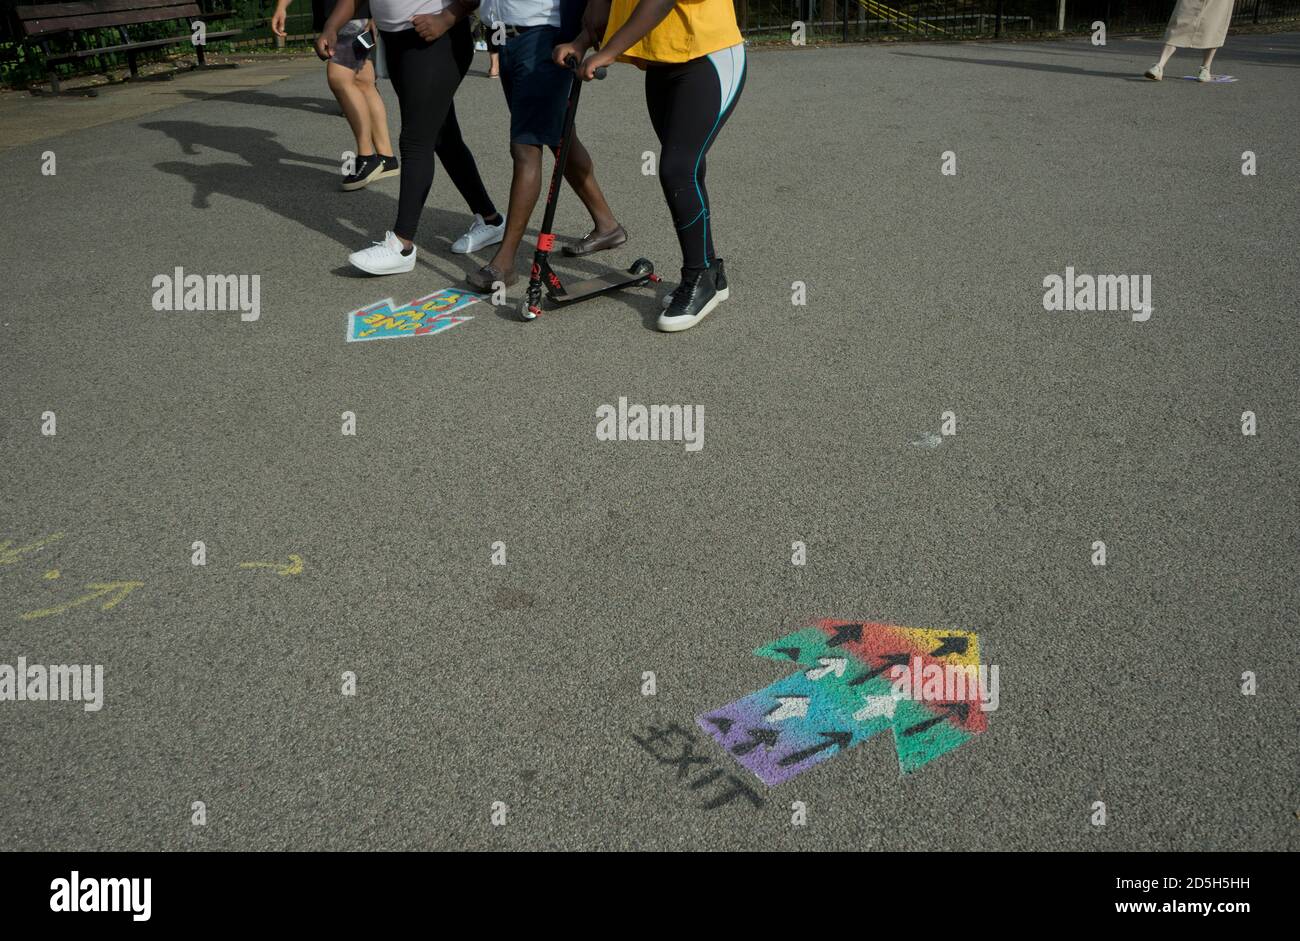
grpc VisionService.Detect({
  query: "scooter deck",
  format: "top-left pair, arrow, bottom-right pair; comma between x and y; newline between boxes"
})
547,270 -> 653,305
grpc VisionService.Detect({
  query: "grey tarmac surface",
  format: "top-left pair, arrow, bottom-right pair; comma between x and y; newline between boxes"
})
1,33 -> 1297,851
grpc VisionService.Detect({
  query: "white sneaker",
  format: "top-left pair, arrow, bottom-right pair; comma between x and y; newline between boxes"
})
1197,66 -> 1212,82
349,231 -> 416,275
1144,63 -> 1163,81
451,214 -> 505,254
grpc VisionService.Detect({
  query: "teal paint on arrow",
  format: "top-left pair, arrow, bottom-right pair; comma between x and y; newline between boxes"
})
697,620 -> 990,785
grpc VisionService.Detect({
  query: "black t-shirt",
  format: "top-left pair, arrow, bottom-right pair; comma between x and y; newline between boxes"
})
312,0 -> 372,32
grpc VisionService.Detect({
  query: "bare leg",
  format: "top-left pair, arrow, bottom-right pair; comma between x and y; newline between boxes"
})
1156,43 -> 1177,69
489,51 -> 499,77
486,142 -> 544,276
327,61 -> 374,156
1202,47 -> 1217,70
562,135 -> 619,235
355,60 -> 393,157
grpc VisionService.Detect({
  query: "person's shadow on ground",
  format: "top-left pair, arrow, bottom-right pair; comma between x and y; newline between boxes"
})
176,88 -> 344,116
142,119 -> 659,325
144,119 -> 492,281
144,120 -> 337,166
889,49 -> 1143,79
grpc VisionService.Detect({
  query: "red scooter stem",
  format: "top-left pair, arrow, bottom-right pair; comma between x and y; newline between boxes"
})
534,60 -> 589,252
520,54 -> 655,321
525,56 -> 603,308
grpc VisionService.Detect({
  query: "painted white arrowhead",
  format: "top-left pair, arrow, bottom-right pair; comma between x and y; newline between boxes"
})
766,696 -> 810,723
853,694 -> 900,722
805,657 -> 847,681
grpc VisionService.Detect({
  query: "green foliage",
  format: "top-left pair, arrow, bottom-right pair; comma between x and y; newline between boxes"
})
0,0 -> 311,86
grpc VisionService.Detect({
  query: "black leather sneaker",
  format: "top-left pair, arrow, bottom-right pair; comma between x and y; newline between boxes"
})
341,154 -> 384,191
660,257 -> 727,309
657,262 -> 730,332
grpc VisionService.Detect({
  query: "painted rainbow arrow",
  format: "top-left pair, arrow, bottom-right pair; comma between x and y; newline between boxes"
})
697,619 -> 990,785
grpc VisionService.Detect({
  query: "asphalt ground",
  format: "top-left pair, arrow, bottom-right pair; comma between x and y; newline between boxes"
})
1,32 -> 1297,850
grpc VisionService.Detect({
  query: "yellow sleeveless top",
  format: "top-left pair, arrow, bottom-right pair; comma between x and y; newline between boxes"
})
603,0 -> 743,64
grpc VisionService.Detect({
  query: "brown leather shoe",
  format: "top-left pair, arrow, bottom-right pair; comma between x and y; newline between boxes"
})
562,224 -> 628,257
467,264 -> 517,292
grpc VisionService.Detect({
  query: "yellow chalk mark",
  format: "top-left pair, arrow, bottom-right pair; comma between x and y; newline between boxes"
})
237,554 -> 303,576
20,580 -> 144,621
43,569 -> 59,580
0,532 -> 65,565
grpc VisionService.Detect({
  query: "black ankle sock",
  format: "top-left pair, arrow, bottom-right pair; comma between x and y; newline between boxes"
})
483,211 -> 503,226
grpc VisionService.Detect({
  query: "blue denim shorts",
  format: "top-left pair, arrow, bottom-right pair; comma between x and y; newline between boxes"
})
499,25 -> 570,147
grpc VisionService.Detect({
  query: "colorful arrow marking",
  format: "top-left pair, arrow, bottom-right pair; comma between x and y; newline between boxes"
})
697,619 -> 989,785
345,289 -> 480,343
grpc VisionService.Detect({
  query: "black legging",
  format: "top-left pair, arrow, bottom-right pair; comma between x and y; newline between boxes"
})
381,19 -> 495,240
645,44 -> 746,271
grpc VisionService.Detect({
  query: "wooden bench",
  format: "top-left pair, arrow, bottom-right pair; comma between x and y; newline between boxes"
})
15,0 -> 243,96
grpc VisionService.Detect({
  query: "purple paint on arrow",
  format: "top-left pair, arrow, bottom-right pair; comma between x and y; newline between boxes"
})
699,699 -> 829,786
697,673 -> 858,786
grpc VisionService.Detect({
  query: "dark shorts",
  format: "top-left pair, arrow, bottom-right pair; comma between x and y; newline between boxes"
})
331,19 -> 371,72
498,25 -> 570,148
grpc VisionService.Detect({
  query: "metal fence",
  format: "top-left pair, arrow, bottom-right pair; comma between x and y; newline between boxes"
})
4,1 -> 1300,86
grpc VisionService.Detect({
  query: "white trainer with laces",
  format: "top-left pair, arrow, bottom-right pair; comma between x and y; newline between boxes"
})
451,214 -> 506,254
1144,63 -> 1163,81
1197,66 -> 1212,82
349,231 -> 416,275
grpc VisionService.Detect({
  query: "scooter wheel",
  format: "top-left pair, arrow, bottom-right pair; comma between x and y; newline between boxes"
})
520,301 -> 539,321
628,258 -> 654,276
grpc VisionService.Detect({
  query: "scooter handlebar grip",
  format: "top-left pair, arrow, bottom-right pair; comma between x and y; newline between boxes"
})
563,54 -> 607,79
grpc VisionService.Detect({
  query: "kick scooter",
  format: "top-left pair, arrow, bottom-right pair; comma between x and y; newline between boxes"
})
519,56 -> 659,321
